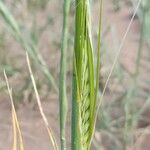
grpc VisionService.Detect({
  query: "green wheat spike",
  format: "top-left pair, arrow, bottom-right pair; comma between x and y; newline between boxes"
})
72,0 -> 101,149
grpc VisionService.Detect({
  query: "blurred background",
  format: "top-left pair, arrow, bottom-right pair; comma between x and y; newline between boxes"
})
0,0 -> 150,149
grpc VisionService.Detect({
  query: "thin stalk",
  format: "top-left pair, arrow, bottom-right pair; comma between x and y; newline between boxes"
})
26,53 -> 58,150
92,0 -> 103,144
59,0 -> 71,149
95,0 -> 103,110
4,71 -> 24,150
12,111 -> 17,150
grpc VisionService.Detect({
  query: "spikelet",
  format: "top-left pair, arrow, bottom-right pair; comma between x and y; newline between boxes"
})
72,0 -> 96,149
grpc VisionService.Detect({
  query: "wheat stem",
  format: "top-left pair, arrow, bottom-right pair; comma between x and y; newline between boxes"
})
59,0 -> 71,149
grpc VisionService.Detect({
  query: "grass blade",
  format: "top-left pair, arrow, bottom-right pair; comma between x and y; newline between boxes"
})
4,71 -> 24,150
26,52 -> 58,150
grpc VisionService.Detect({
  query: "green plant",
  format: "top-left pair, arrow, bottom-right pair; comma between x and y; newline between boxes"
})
0,1 -> 58,92
59,0 -> 71,149
72,0 -> 102,149
1,0 -> 148,149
